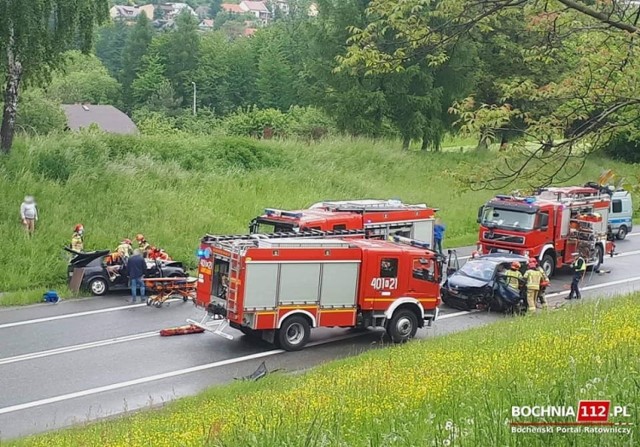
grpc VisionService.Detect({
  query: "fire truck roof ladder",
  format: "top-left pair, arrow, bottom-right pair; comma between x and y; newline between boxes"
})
202,229 -> 367,245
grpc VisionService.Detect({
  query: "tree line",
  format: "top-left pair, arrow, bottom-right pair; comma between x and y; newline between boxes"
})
2,0 -> 640,181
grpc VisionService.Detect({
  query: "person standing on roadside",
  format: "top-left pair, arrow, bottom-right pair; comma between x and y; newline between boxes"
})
566,254 -> 586,300
71,224 -> 84,252
20,195 -> 38,236
127,249 -> 147,303
434,218 -> 446,255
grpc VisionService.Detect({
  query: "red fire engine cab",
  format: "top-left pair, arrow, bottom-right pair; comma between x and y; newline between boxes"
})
249,199 -> 437,249
477,186 -> 613,276
193,230 -> 442,351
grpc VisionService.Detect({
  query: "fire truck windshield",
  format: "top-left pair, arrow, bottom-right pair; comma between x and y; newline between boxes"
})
252,218 -> 296,234
481,206 -> 536,231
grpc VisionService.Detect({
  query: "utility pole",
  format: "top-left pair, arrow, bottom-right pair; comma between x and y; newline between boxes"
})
192,82 -> 197,116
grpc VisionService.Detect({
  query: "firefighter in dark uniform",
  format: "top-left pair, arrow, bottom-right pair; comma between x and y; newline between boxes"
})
566,255 -> 587,300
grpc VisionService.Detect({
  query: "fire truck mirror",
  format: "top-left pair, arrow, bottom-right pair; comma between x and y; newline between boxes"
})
477,206 -> 484,223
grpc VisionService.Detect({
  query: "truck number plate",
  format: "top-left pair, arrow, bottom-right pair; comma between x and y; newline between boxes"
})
371,277 -> 398,290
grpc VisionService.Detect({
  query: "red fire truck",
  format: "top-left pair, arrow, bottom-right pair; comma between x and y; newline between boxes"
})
192,230 -> 442,350
477,186 -> 613,276
249,199 -> 437,248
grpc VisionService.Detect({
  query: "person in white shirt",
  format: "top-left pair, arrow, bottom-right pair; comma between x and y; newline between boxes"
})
20,195 -> 38,235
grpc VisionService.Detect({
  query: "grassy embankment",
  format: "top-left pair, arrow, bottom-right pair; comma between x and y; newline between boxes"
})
10,295 -> 639,446
1,133 -> 638,305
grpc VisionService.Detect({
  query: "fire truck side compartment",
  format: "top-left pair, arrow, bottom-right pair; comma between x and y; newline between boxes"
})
243,264 -> 279,309
243,261 -> 360,311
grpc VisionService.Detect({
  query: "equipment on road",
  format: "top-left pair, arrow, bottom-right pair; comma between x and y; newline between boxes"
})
160,324 -> 204,336
144,277 -> 197,308
477,185 -> 614,277
249,199 -> 438,249
42,290 -> 60,303
191,229 -> 442,351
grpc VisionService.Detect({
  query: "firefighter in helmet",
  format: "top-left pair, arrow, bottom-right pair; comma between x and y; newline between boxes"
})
523,259 -> 543,313
116,239 -> 133,260
71,224 -> 84,252
505,261 -> 523,291
529,258 -> 549,309
149,246 -> 171,261
566,254 -> 587,300
136,234 -> 151,257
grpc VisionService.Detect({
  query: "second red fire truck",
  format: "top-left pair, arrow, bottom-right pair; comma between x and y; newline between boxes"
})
193,230 -> 442,350
249,199 -> 437,249
477,185 -> 614,276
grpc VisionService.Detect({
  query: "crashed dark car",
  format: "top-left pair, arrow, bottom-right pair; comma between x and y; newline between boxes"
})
441,254 -> 529,311
65,248 -> 187,296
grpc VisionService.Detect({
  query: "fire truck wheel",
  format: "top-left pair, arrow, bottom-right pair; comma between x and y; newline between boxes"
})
277,315 -> 311,351
386,308 -> 418,343
540,253 -> 555,277
589,245 -> 603,272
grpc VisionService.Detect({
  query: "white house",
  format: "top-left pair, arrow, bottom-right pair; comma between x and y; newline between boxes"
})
239,1 -> 271,25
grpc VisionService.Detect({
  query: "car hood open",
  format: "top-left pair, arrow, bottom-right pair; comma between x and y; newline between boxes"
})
65,247 -> 110,267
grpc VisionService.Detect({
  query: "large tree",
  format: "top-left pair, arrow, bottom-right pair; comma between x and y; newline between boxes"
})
121,13 -> 154,111
0,0 -> 109,153
341,0 -> 640,187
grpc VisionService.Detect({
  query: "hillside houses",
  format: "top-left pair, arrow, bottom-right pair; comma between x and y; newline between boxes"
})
221,1 -> 270,25
110,1 -> 319,31
109,3 -> 197,22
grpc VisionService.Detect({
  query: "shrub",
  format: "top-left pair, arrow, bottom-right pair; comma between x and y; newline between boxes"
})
15,91 -> 66,135
221,107 -> 290,138
288,106 -> 336,140
33,148 -> 73,183
603,132 -> 640,163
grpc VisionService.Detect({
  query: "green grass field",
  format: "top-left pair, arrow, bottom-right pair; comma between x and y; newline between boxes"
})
10,295 -> 639,446
1,133 -> 638,305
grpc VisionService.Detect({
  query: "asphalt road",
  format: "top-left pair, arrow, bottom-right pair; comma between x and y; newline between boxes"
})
1,235 -> 640,440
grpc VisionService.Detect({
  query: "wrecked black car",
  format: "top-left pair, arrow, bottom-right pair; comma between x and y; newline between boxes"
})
441,254 -> 529,312
65,248 -> 187,296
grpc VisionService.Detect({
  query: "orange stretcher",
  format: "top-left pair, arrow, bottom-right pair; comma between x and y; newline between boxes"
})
143,277 -> 197,308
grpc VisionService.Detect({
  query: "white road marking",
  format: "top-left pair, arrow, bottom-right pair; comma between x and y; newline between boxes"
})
0,331 -> 367,416
454,232 -> 640,261
545,275 -> 640,298
0,299 -> 182,330
438,310 -> 475,320
437,274 -> 640,318
611,249 -> 640,258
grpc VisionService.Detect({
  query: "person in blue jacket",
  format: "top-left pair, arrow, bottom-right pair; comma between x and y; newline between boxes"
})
127,249 -> 147,303
434,218 -> 445,255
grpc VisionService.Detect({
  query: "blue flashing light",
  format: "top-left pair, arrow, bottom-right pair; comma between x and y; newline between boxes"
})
196,248 -> 212,258
410,240 -> 430,249
282,211 -> 303,219
264,208 -> 279,216
524,197 -> 536,204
